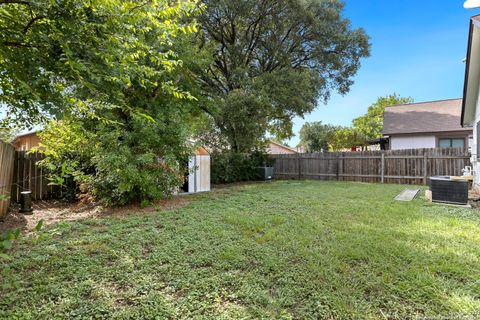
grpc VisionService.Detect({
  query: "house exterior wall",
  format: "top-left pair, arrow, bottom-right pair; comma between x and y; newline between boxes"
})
266,142 -> 297,154
471,93 -> 480,187
390,135 -> 436,150
389,132 -> 472,151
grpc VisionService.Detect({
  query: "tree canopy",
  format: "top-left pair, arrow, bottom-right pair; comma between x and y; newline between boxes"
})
195,0 -> 370,152
0,0 -> 201,128
329,126 -> 364,151
0,0 -> 372,203
299,121 -> 338,152
327,94 -> 413,151
352,94 -> 413,143
1,0 -> 207,205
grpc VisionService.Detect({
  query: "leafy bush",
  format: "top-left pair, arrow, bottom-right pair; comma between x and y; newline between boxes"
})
211,151 -> 273,184
89,114 -> 192,206
32,121 -> 93,201
35,115 -> 193,206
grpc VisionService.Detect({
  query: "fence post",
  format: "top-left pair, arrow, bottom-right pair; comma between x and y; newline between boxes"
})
298,153 -> 302,180
336,154 -> 340,181
423,153 -> 428,186
381,152 -> 385,184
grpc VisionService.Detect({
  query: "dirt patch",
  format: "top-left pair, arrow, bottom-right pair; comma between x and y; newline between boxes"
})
0,195 -> 192,233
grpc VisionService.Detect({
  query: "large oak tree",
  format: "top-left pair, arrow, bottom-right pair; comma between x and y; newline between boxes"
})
195,0 -> 370,152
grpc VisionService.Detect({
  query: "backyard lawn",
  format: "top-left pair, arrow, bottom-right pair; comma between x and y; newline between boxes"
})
1,181 -> 480,319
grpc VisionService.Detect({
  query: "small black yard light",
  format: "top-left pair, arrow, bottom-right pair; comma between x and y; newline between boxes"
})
19,191 -> 33,214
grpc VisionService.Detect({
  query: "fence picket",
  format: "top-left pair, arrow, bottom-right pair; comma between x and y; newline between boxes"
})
0,141 -> 15,219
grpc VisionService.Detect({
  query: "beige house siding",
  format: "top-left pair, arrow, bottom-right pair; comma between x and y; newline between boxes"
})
389,131 -> 472,150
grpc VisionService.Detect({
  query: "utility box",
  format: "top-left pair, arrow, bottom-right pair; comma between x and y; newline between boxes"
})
186,147 -> 210,193
257,166 -> 274,181
430,176 -> 468,205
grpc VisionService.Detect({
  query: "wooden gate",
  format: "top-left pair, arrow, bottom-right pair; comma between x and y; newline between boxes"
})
10,151 -> 58,203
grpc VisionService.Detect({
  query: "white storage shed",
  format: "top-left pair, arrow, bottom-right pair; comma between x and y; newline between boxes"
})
186,146 -> 210,193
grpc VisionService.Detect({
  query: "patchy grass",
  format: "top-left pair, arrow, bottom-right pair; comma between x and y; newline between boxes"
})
1,181 -> 480,319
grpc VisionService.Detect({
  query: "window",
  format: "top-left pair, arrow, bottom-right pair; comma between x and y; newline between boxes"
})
438,138 -> 465,149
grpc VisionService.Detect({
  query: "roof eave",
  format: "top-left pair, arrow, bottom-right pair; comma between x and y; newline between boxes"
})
383,128 -> 472,136
12,130 -> 39,144
268,140 -> 297,153
461,15 -> 480,127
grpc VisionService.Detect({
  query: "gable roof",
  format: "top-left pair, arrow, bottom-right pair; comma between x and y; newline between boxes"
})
383,98 -> 469,135
267,140 -> 297,153
461,15 -> 480,127
11,131 -> 39,144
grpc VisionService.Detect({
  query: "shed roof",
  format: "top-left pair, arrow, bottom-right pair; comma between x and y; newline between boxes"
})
383,98 -> 469,135
11,131 -> 39,143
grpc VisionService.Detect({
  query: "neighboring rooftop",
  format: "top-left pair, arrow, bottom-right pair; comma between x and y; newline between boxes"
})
11,131 -> 38,142
383,98 -> 468,135
266,140 -> 298,154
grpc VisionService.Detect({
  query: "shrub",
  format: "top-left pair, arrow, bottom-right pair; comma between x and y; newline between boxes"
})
211,151 -> 273,184
35,116 -> 193,206
89,115 -> 191,206
32,121 -> 94,202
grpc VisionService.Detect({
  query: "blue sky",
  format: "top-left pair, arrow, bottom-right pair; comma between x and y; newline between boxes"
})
286,0 -> 477,147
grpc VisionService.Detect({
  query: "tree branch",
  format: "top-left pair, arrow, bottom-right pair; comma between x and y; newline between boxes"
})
23,15 -> 46,33
128,0 -> 152,13
0,0 -> 30,5
2,41 -> 39,48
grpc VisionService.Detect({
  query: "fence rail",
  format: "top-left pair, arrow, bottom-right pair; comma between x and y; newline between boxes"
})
271,148 -> 471,185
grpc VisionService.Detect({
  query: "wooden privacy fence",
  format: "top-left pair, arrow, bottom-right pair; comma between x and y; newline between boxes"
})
10,151 -> 59,203
0,141 -> 15,219
0,145 -> 60,218
271,148 -> 471,185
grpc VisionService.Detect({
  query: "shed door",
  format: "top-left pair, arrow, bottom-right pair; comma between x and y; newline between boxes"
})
188,155 -> 210,193
197,155 -> 210,192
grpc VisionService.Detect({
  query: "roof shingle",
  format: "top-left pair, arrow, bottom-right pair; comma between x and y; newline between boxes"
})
383,99 -> 469,135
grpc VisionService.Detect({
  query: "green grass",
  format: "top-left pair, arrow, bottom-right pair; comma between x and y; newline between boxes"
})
2,181 -> 480,319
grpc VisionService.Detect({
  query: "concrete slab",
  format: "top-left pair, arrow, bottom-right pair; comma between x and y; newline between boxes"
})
394,189 -> 420,201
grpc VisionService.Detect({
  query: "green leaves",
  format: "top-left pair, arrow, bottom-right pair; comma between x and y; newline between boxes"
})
0,0 -> 202,128
1,240 -> 12,251
328,94 -> 414,150
352,94 -> 413,143
35,220 -> 44,233
195,0 -> 370,152
1,228 -> 21,257
0,253 -> 12,261
299,122 -> 339,153
2,0 -> 206,205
